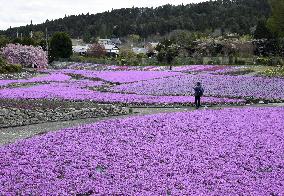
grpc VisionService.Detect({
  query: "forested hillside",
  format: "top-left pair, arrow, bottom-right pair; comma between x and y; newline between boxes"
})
1,0 -> 270,39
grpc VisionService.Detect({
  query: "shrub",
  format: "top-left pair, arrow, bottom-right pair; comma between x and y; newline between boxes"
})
0,35 -> 9,48
0,56 -> 22,73
0,64 -> 22,73
1,44 -> 48,68
21,37 -> 36,46
156,39 -> 179,69
255,57 -> 278,66
118,47 -> 140,65
12,38 -> 22,45
263,66 -> 284,77
235,59 -> 246,65
49,32 -> 73,62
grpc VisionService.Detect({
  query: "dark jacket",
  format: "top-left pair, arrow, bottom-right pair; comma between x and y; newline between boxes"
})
194,85 -> 204,97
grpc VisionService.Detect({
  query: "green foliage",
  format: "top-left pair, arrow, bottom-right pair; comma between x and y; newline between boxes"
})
0,57 -> 22,73
263,66 -> 284,77
2,0 -> 271,39
49,32 -> 73,62
254,20 -> 274,39
267,0 -> 284,37
21,37 -> 36,46
255,56 -> 284,66
12,38 -> 22,44
83,31 -> 92,43
38,40 -> 47,51
0,64 -> 22,73
70,54 -> 117,65
156,39 -> 179,68
0,35 -> 9,48
0,56 -> 6,66
234,59 -> 246,65
168,30 -> 198,50
118,47 -> 142,66
33,31 -> 45,43
128,34 -> 141,45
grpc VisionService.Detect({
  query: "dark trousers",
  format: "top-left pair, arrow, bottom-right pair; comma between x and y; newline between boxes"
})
195,96 -> 201,108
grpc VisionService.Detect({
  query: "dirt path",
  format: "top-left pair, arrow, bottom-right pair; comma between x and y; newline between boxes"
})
1,103 -> 284,146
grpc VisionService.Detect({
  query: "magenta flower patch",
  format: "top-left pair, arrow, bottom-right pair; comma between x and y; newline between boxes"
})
60,69 -> 185,83
0,82 -> 244,105
112,74 -> 284,100
0,73 -> 71,87
0,107 -> 283,195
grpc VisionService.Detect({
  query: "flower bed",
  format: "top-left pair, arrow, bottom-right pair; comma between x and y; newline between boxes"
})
66,63 -> 242,73
67,63 -> 165,71
0,82 -> 244,105
172,65 -> 230,72
1,107 -> 283,195
0,73 -> 71,87
112,74 -> 284,100
59,69 -> 185,83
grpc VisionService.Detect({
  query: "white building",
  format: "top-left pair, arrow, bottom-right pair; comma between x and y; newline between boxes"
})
72,39 -> 120,56
104,44 -> 120,55
98,39 -> 113,45
98,39 -> 120,56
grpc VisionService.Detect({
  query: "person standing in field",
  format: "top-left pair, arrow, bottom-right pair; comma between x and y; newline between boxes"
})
193,82 -> 204,109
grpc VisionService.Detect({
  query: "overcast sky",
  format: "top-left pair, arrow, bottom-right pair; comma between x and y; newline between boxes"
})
0,0 -> 207,30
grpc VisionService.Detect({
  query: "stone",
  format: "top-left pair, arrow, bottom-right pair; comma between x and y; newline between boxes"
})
0,117 -> 5,124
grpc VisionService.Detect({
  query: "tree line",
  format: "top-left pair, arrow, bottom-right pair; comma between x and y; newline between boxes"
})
0,0 -> 270,40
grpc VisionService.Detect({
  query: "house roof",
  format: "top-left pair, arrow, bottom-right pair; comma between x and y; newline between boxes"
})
72,45 -> 88,53
104,44 -> 119,50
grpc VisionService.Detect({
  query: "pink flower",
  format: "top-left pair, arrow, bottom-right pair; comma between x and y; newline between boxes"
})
1,44 -> 48,69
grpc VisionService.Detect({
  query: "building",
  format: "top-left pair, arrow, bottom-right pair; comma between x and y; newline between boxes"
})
72,38 -> 120,56
104,44 -> 120,56
72,45 -> 89,55
111,38 -> 122,45
144,42 -> 159,57
71,38 -> 85,46
71,38 -> 89,55
98,39 -> 113,45
98,39 -> 120,56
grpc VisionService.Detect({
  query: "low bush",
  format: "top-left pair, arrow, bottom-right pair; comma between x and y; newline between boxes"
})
0,56 -> 22,73
263,66 -> 284,77
255,57 -> 284,66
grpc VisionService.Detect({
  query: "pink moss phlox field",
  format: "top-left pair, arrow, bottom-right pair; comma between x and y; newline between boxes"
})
27,73 -> 71,83
67,63 -> 236,72
172,65 -> 231,72
60,69 -> 185,83
1,44 -> 48,68
0,82 -> 244,104
112,73 -> 284,100
67,63 -> 165,71
1,107 -> 284,195
67,79 -> 104,87
0,73 -> 71,87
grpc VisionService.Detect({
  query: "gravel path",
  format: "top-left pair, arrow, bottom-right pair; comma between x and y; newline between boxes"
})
1,103 -> 284,146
